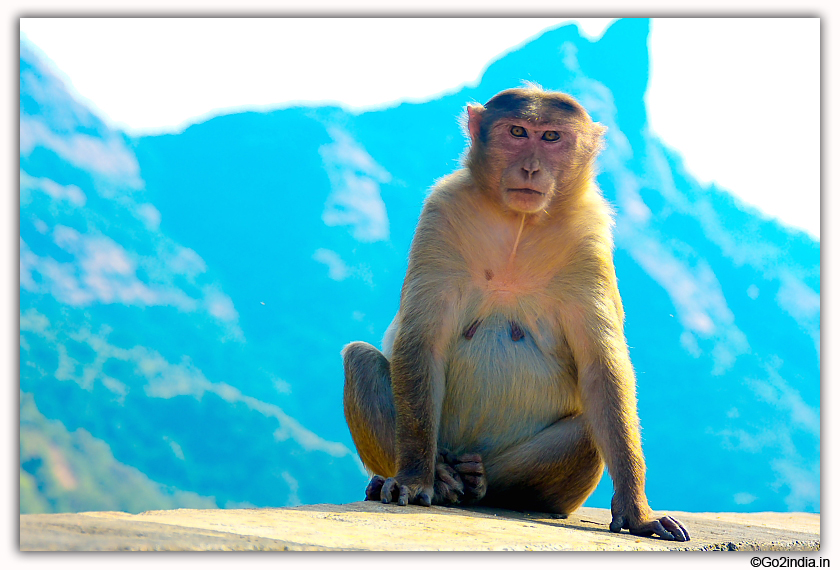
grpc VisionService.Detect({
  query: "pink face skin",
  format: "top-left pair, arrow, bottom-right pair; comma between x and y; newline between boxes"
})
469,108 -> 577,215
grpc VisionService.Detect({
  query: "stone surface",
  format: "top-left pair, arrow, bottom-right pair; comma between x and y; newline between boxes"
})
19,501 -> 820,551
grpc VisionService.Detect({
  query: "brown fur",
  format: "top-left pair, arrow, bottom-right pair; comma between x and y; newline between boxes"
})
343,86 -> 689,541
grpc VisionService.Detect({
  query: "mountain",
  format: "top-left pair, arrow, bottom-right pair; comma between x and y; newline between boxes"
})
19,40 -> 367,512
19,18 -> 819,515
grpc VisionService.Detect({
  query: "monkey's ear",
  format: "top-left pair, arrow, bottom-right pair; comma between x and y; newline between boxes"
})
466,104 -> 485,144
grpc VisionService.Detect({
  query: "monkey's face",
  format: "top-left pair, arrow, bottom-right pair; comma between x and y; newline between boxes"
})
488,120 -> 577,214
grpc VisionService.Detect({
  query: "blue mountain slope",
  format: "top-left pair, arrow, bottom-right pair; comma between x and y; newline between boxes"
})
20,18 -> 819,514
20,42 -> 368,512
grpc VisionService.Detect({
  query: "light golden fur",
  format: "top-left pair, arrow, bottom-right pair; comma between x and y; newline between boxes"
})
343,86 -> 689,541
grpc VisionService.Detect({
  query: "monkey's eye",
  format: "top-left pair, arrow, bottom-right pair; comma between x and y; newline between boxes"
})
510,125 -> 528,138
542,131 -> 561,142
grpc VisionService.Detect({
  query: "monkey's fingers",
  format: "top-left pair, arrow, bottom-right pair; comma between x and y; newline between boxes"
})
609,515 -> 626,534
461,473 -> 487,501
447,453 -> 486,502
623,516 -> 689,542
639,515 -> 689,542
381,477 -> 433,507
433,481 -> 459,505
365,475 -> 386,501
413,491 -> 432,507
433,462 -> 465,504
660,515 -> 690,542
397,484 -> 410,506
632,519 -> 673,540
435,463 -> 464,491
452,452 -> 482,464
610,515 -> 659,539
453,459 -> 484,475
380,477 -> 400,504
439,449 -> 482,467
397,485 -> 432,507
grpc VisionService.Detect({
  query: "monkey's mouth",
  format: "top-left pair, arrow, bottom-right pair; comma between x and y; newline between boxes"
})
507,188 -> 545,196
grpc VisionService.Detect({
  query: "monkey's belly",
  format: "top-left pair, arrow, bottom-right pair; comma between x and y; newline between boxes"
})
438,313 -> 580,460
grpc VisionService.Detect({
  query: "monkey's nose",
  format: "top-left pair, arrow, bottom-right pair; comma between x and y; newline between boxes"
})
522,158 -> 541,177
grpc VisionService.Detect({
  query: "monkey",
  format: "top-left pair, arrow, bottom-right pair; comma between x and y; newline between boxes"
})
343,86 -> 689,542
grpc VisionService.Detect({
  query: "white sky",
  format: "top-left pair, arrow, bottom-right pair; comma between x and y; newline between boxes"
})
19,17 -> 820,239
6,7 -> 837,563
646,18 -> 820,241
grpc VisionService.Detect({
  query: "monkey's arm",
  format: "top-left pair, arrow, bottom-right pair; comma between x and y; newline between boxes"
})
382,317 -> 447,506
380,205 -> 461,507
558,265 -> 690,541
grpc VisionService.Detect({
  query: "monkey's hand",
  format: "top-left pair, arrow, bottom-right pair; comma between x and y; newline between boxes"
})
365,470 -> 459,506
609,495 -> 690,541
369,472 -> 434,507
364,475 -> 388,502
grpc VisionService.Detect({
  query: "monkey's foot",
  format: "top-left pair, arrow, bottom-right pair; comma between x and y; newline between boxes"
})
433,460 -> 464,505
610,512 -> 691,542
438,449 -> 487,504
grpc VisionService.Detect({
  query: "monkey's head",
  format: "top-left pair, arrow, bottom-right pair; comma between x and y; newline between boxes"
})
465,86 -> 606,215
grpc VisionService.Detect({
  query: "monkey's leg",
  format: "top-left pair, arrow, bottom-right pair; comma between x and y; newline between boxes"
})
343,341 -> 397,479
481,414 -> 604,515
343,342 -> 473,505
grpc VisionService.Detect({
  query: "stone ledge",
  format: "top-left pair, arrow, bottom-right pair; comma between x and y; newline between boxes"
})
19,501 -> 820,551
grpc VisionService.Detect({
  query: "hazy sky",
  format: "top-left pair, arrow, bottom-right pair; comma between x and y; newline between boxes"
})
19,17 -> 820,239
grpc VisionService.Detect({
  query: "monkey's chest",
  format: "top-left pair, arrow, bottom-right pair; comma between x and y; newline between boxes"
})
438,312 -> 580,459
